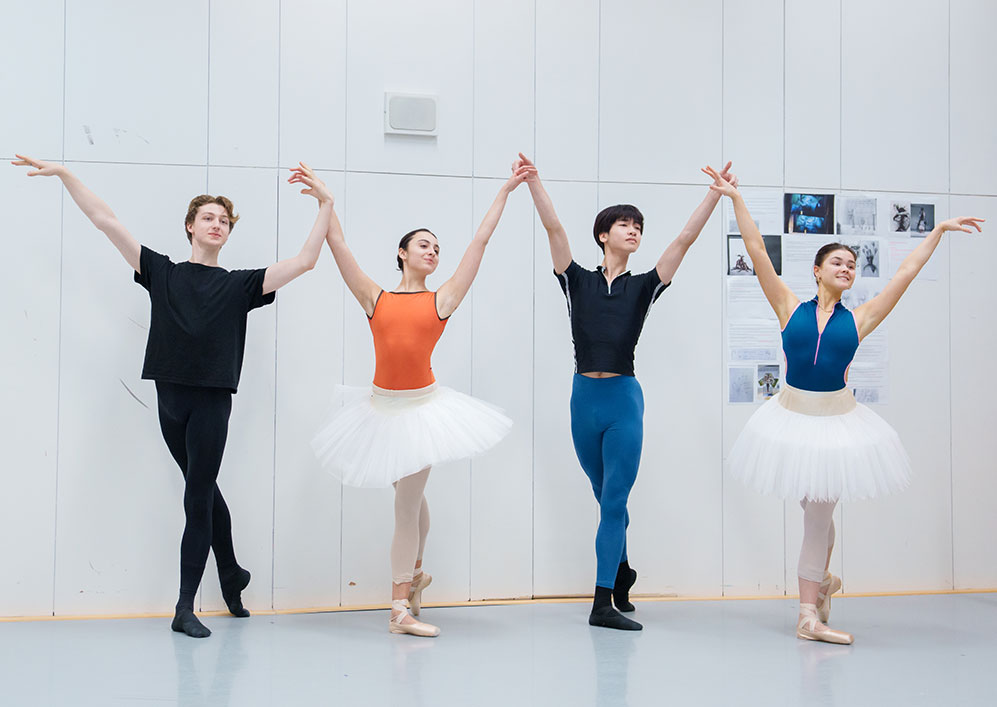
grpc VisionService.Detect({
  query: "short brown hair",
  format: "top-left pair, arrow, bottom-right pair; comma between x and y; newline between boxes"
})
184,195 -> 239,242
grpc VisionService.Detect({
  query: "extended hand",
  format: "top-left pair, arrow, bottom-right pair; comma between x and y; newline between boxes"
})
288,162 -> 333,204
718,160 -> 739,189
938,216 -> 985,233
702,164 -> 738,197
11,154 -> 65,177
512,152 -> 540,184
505,160 -> 537,192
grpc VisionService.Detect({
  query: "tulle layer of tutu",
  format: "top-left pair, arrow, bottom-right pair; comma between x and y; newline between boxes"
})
728,385 -> 911,501
312,383 -> 512,488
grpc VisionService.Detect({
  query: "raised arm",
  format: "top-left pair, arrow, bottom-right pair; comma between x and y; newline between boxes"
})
853,216 -> 984,339
436,165 -> 534,318
262,163 -> 334,295
704,165 -> 798,327
12,154 -> 141,271
518,153 -> 572,275
655,161 -> 737,285
322,196 -> 382,318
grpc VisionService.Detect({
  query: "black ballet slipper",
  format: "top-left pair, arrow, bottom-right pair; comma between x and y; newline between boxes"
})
613,567 -> 638,613
589,605 -> 643,631
172,607 -> 212,638
220,567 -> 251,618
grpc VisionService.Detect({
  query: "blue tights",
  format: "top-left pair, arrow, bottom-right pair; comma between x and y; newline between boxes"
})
570,374 -> 644,589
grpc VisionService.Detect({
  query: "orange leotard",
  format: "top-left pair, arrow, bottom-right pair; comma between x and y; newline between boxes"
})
369,291 -> 448,390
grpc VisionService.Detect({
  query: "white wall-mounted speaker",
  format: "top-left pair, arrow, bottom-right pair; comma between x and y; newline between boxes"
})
384,92 -> 438,136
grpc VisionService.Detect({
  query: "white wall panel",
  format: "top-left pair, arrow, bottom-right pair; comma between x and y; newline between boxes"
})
209,0 -> 280,167
339,172 -> 473,605
950,0 -> 997,195
0,0 -> 64,160
469,178 -> 534,600
273,170 -> 346,610
842,200 -> 953,592
599,1 -> 722,184
722,0 -> 784,187
54,163 -> 208,615
784,0 -> 841,190
0,166 -> 62,616
64,0 -> 208,165
533,180 -> 599,596
345,0 -> 473,176
534,0 -> 599,181
278,0 -> 347,171
473,0 -> 535,178
950,195 -> 997,588
598,182 -> 723,596
198,167 -> 279,612
840,0 -> 949,193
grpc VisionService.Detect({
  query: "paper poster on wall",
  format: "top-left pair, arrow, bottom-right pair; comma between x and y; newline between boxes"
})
887,236 -> 939,281
726,189 -> 784,235
837,238 -> 883,279
909,203 -> 935,236
780,235 -> 829,297
785,193 -> 835,234
728,366 -> 755,403
849,321 -> 889,403
756,364 -> 781,401
890,202 -> 910,232
727,277 -> 778,320
728,319 -> 781,362
836,196 -> 877,235
726,235 -> 782,276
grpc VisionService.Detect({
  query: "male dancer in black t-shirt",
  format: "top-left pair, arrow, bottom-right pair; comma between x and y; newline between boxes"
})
13,154 -> 333,637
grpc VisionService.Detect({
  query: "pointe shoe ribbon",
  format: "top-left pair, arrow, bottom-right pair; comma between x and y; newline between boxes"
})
389,599 -> 440,637
408,572 -> 433,617
797,603 -> 853,645
816,572 -> 842,624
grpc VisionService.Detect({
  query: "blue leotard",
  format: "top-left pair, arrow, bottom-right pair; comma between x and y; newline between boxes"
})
782,298 -> 859,392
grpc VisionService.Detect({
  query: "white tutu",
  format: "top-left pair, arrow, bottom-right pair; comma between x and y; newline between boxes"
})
312,382 -> 512,488
728,384 -> 911,501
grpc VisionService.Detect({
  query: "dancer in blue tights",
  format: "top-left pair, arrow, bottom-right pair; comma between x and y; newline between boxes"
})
516,153 -> 737,630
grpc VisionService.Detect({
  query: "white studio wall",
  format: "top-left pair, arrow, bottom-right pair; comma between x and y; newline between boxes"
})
1,0 -> 994,618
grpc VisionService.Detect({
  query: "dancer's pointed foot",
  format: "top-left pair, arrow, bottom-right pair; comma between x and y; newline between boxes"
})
816,572 -> 842,624
589,605 -> 642,631
408,572 -> 433,617
221,567 -> 251,618
613,564 -> 637,613
172,607 -> 211,638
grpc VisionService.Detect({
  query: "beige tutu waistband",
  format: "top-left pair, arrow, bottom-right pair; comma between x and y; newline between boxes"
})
371,382 -> 438,399
776,384 -> 856,416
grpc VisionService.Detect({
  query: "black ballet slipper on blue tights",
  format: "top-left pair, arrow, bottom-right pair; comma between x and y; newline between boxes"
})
589,605 -> 643,631
220,567 -> 252,618
613,563 -> 638,613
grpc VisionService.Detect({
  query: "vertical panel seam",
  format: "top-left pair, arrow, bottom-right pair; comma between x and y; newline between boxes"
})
340,0 -> 349,609
270,0 -> 282,613
531,0 -> 538,599
720,0 -> 727,597
468,0 -> 476,603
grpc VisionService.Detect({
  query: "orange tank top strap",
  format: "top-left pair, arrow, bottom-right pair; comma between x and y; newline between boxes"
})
368,290 -> 448,391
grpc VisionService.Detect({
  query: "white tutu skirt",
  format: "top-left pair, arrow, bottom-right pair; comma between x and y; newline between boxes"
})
728,384 -> 911,501
312,382 -> 512,488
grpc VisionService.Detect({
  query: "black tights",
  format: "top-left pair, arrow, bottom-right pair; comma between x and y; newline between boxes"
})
156,381 -> 239,598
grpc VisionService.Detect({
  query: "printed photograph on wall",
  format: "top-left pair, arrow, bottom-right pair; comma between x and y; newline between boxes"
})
840,239 -> 881,278
891,202 -> 911,232
910,203 -> 935,236
836,196 -> 877,235
727,235 -> 782,276
785,193 -> 834,234
729,367 -> 754,403
756,364 -> 781,401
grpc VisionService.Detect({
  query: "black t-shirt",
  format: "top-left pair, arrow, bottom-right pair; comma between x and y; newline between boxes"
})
556,261 -> 669,377
134,246 -> 275,392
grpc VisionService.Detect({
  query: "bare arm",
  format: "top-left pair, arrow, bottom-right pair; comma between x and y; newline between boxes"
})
655,161 -> 737,285
436,166 -> 533,318
12,154 -> 141,271
853,216 -> 984,339
704,165 -> 798,327
517,153 -> 572,274
262,163 -> 333,295
323,203 -> 382,318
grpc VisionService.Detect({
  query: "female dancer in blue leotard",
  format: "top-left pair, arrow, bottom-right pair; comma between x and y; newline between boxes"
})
705,164 -> 983,644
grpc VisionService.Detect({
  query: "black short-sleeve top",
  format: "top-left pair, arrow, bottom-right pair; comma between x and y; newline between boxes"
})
134,246 -> 275,392
555,261 -> 669,377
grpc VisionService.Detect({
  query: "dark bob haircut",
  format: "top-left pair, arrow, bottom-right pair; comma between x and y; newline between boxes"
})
397,228 -> 437,271
592,204 -> 644,252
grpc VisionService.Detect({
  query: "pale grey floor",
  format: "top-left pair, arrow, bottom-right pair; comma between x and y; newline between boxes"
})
1,593 -> 994,706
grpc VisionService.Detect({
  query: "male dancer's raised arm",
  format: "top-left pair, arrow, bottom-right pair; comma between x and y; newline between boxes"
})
515,153 -> 572,274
